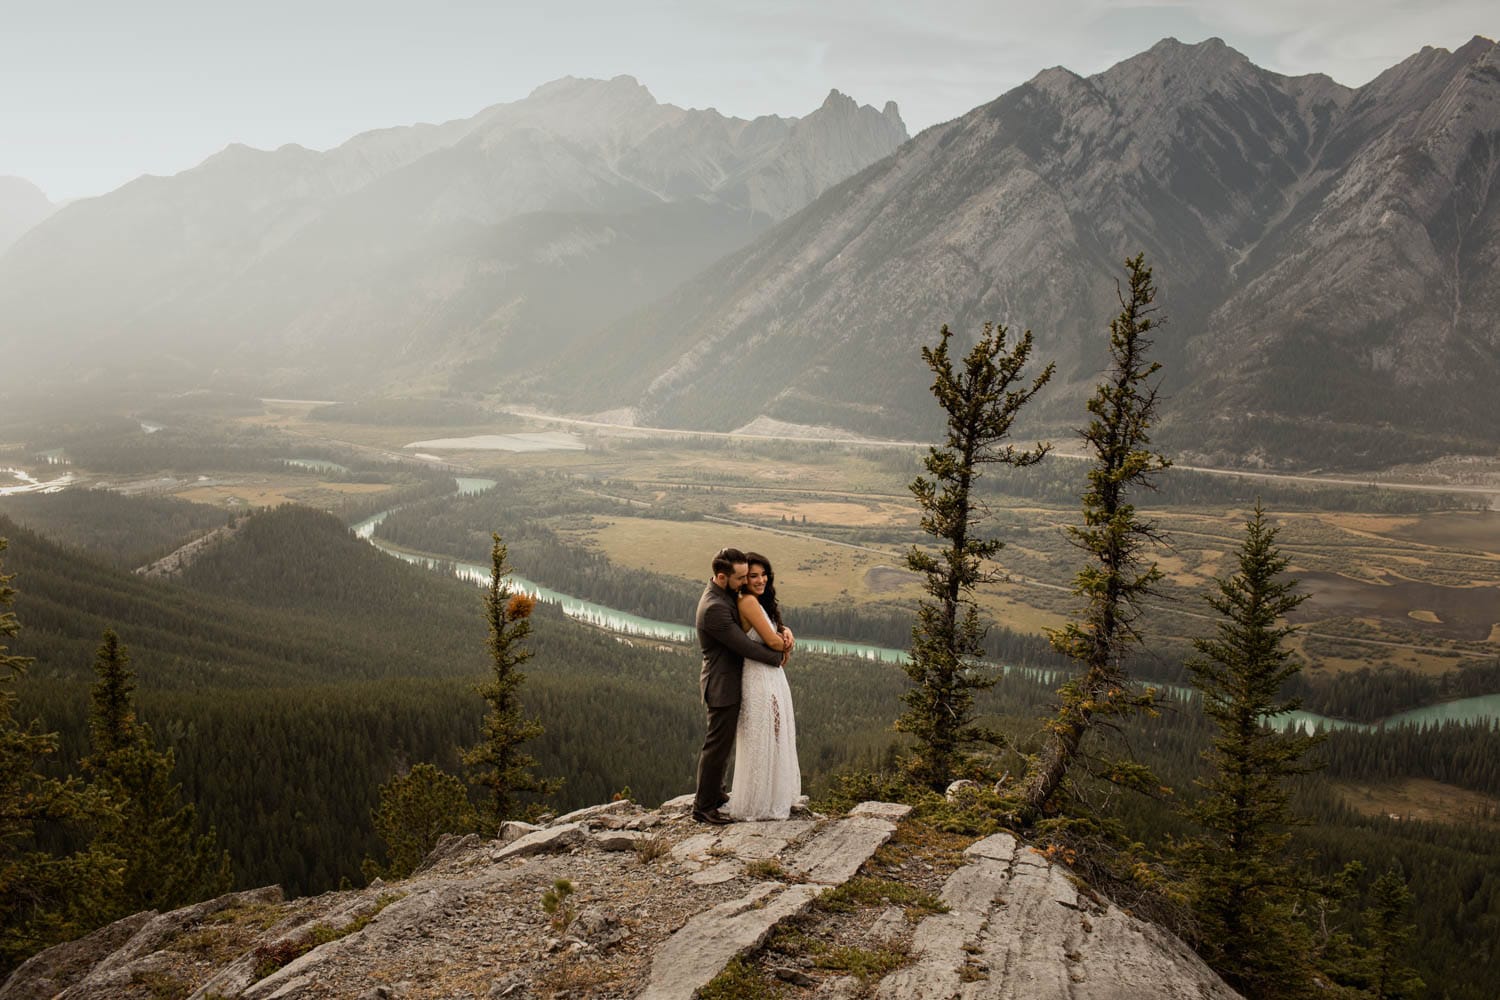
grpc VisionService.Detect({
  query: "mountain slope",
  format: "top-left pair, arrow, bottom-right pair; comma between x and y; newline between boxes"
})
0,79 -> 905,397
548,37 -> 1500,467
0,509 -> 486,686
0,176 -> 53,253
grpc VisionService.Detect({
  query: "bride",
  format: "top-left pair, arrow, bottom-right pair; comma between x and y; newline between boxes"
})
725,552 -> 802,821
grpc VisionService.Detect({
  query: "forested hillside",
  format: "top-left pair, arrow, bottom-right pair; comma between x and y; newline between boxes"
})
3,498 -> 1499,995
0,490 -> 232,570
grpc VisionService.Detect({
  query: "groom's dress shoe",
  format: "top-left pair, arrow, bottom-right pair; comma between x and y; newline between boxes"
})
692,808 -> 735,825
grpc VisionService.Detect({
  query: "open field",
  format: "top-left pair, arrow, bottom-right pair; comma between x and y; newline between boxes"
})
1332,777 -> 1500,829
578,516 -> 913,606
733,499 -> 918,528
554,472 -> 1498,671
19,403 -> 1483,670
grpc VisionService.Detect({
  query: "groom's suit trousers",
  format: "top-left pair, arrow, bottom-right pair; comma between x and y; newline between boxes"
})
695,702 -> 739,813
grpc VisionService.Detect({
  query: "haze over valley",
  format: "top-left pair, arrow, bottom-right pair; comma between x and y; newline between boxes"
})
3,22 -> 1500,999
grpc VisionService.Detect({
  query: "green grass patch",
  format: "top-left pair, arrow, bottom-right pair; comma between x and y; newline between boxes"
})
205,901 -> 284,932
815,877 -> 949,920
699,956 -> 785,999
745,858 -> 795,881
812,941 -> 912,981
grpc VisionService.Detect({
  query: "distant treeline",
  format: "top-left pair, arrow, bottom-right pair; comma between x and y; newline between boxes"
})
970,456 -> 1470,513
597,433 -> 1471,512
1320,720 -> 1500,797
1289,660 -> 1500,723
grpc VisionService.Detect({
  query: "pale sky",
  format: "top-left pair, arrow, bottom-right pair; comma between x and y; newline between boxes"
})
2,0 -> 1495,202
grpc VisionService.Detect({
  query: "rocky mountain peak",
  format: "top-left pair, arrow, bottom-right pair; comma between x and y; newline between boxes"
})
525,73 -> 656,104
819,88 -> 858,113
1098,34 -> 1265,103
0,797 -> 1240,999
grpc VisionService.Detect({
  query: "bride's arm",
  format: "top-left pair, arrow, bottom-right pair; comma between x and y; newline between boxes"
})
738,594 -> 788,651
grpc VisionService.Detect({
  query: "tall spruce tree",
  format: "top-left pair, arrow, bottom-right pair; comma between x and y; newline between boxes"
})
1351,866 -> 1424,1000
83,629 -> 231,920
1180,503 -> 1322,996
462,534 -> 559,830
899,322 -> 1052,789
0,540 -> 120,972
1021,253 -> 1170,819
85,630 -> 136,762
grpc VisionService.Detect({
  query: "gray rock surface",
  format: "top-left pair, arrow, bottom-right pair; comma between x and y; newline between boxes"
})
0,910 -> 154,999
658,793 -> 696,815
788,813 -> 899,885
879,837 -> 1241,999
592,829 -> 650,851
551,799 -> 637,826
491,822 -> 586,861
497,820 -> 542,843
849,801 -> 913,821
61,885 -> 284,997
414,832 -> 480,873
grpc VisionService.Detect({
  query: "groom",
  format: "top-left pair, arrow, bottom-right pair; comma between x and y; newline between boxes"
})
693,546 -> 788,825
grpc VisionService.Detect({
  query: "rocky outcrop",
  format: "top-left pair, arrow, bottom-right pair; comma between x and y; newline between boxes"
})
878,833 -> 1236,999
135,517 -> 248,578
2,797 -> 1239,1000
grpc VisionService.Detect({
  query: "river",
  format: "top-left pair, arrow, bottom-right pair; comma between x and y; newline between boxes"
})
352,482 -> 1500,733
0,465 -> 77,496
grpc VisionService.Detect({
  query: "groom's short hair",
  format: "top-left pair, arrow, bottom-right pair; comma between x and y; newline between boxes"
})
712,547 -> 748,577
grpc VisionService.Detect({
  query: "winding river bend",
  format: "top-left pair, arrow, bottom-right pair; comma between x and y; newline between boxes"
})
352,481 -> 1500,734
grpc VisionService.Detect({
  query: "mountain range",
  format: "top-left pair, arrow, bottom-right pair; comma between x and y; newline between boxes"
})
541,36 -> 1500,466
3,37 -> 1498,467
0,78 -> 905,395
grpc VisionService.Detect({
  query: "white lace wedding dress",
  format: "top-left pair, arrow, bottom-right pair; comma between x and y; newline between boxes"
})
726,630 -> 801,820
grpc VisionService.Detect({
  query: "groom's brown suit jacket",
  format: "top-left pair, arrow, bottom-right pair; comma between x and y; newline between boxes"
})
696,580 -> 782,708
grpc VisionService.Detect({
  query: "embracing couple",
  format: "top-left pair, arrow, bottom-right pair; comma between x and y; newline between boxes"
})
692,547 -> 802,825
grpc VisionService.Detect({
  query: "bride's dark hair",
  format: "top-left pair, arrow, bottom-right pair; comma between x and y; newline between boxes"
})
743,552 -> 783,630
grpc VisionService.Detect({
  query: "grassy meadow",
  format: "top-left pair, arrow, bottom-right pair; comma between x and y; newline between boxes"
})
210,403 -> 1500,676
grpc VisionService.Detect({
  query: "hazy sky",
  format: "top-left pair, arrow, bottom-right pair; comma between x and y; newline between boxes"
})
2,0 -> 1495,202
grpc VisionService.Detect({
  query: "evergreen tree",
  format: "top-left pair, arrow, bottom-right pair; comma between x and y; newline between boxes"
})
363,762 -> 477,881
0,539 -> 120,972
85,629 -> 137,763
462,534 -> 559,830
1351,866 -> 1424,1000
1180,504 -> 1323,996
1022,254 -> 1170,819
899,322 -> 1052,789
83,629 -> 231,921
